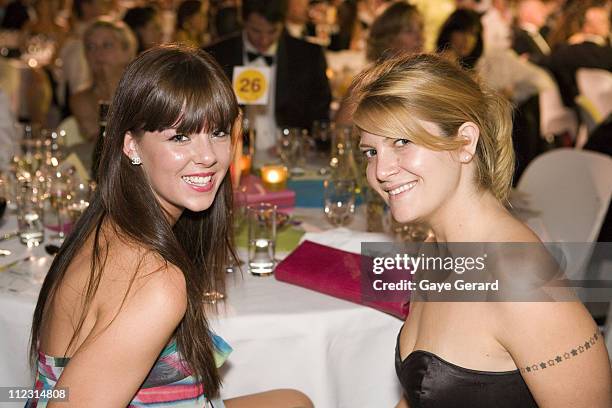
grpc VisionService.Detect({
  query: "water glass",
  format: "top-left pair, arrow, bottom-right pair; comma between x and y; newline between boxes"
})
247,203 -> 277,276
324,178 -> 356,227
16,181 -> 45,247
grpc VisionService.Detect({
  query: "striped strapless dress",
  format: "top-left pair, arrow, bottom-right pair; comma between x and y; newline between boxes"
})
25,333 -> 232,407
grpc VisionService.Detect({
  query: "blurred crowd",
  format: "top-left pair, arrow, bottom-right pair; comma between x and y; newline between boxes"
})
0,0 -> 610,174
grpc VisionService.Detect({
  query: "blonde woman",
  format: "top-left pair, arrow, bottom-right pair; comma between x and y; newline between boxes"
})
335,2 -> 424,124
352,54 -> 611,407
70,19 -> 137,142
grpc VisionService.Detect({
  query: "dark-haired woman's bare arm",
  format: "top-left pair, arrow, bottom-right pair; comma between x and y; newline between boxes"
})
47,261 -> 187,407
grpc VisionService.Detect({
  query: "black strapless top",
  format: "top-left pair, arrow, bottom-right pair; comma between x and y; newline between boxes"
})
395,331 -> 539,408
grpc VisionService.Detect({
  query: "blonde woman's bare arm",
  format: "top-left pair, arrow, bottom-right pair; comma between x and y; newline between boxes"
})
494,301 -> 611,408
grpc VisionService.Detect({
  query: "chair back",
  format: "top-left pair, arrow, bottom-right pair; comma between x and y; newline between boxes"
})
517,148 -> 612,278
576,68 -> 612,122
539,86 -> 578,140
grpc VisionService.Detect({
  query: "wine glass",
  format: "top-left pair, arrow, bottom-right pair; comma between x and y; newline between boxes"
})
277,128 -> 305,175
66,181 -> 92,224
324,178 -> 356,227
226,185 -> 248,273
47,170 -> 71,241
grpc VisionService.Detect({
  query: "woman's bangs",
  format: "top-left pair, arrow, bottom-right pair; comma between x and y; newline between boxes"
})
139,62 -> 237,135
355,96 -> 462,151
354,97 -> 418,143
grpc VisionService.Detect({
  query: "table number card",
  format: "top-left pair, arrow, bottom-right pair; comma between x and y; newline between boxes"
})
232,66 -> 271,105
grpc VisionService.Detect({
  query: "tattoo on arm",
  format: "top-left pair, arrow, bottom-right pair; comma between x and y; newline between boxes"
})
520,331 -> 601,374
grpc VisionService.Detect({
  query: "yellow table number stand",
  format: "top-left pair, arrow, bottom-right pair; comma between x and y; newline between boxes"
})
232,66 -> 271,105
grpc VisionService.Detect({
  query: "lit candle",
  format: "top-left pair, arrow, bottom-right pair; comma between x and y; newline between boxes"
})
239,155 -> 252,177
261,165 -> 288,192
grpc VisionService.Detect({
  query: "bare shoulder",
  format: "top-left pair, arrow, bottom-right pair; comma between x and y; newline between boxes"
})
492,210 -> 542,243
94,235 -> 187,323
51,245 -> 188,407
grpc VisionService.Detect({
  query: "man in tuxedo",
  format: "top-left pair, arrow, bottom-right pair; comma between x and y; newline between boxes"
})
512,0 -> 551,67
205,0 -> 331,150
548,3 -> 612,107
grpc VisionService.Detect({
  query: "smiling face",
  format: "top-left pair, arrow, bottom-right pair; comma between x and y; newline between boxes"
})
124,126 -> 232,222
359,123 -> 463,224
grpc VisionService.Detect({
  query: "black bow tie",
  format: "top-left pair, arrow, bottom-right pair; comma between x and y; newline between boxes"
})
247,51 -> 275,66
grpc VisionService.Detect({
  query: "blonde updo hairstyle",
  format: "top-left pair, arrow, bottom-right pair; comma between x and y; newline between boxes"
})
352,53 -> 515,202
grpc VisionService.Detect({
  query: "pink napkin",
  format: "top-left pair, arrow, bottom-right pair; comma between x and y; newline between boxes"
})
275,240 -> 409,319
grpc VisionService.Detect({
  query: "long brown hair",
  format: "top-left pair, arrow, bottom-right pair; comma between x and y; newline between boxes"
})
30,45 -> 239,397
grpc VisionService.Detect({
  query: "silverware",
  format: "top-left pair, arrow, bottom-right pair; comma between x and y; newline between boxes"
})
0,231 -> 18,242
0,256 -> 32,272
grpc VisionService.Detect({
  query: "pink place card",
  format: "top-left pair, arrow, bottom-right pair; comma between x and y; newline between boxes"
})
235,175 -> 296,209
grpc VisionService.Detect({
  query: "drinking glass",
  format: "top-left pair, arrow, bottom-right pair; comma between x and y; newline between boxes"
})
324,178 -> 356,227
16,181 -> 45,247
47,170 -> 71,240
247,203 -> 277,276
311,120 -> 332,153
277,128 -> 304,175
66,181 -> 92,223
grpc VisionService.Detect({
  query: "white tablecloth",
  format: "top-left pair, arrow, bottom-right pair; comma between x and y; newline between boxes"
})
0,212 -> 404,408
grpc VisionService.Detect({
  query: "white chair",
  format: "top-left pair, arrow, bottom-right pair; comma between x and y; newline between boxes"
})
576,68 -> 612,122
517,148 -> 612,279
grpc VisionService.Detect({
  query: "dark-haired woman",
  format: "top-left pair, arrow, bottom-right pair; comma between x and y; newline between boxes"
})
123,6 -> 163,53
26,45 -> 312,408
436,8 -> 484,70
176,0 -> 210,47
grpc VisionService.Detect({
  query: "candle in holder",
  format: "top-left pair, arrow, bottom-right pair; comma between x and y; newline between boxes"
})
239,154 -> 252,177
261,164 -> 288,192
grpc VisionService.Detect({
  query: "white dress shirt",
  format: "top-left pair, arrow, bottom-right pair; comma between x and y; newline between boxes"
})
243,33 -> 278,152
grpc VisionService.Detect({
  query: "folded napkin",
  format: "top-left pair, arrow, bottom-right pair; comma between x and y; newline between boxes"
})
300,227 -> 393,254
275,240 -> 409,319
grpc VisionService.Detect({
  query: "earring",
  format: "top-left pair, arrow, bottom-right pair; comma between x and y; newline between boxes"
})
131,156 -> 142,165
462,153 -> 472,163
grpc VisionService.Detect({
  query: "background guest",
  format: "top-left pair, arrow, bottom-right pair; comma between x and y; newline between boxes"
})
175,0 -> 210,47
328,0 -> 357,50
547,0 -> 612,107
512,0 -> 552,66
210,0 -> 241,39
205,0 -> 331,151
366,1 -> 424,61
285,0 -> 316,40
70,19 -> 137,141
436,8 -> 484,69
335,1 -> 425,125
123,5 -> 163,53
